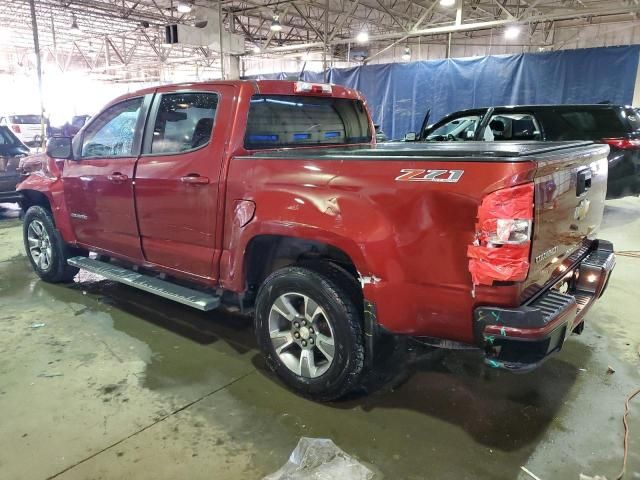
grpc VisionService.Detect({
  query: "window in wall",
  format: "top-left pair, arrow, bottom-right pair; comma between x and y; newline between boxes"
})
81,98 -> 142,158
150,93 -> 218,154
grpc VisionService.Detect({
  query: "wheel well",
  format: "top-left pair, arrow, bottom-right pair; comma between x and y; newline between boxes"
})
20,190 -> 52,214
245,235 -> 359,291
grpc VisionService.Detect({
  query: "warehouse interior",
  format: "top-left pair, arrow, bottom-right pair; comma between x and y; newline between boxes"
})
1,1 -> 640,479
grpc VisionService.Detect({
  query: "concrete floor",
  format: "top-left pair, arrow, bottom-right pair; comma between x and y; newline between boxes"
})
0,198 -> 639,480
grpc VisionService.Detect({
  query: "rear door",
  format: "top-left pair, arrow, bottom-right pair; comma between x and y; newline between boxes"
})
62,95 -> 151,260
134,85 -> 236,279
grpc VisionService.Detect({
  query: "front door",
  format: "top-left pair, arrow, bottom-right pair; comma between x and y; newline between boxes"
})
62,95 -> 151,261
134,86 -> 234,279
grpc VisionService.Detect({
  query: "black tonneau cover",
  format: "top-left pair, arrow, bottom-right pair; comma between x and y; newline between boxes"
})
244,141 -> 595,161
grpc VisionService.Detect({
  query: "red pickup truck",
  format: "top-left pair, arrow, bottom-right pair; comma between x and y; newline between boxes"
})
18,80 -> 615,401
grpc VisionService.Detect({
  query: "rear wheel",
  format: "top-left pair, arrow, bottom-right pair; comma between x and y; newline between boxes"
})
23,206 -> 79,283
255,265 -> 365,401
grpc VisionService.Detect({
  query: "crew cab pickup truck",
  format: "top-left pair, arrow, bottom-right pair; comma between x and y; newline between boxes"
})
18,80 -> 615,401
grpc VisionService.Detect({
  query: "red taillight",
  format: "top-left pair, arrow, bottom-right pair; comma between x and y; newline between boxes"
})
601,138 -> 640,150
468,183 -> 534,286
10,124 -> 21,134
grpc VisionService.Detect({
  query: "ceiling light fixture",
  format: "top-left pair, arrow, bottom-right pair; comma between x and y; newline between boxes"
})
439,0 -> 456,7
270,15 -> 283,32
252,45 -> 261,53
177,1 -> 192,13
401,46 -> 411,61
356,31 -> 369,43
70,13 -> 80,30
504,25 -> 521,40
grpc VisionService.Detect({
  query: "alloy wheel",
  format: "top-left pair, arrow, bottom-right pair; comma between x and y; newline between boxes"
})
27,219 -> 53,271
268,292 -> 336,378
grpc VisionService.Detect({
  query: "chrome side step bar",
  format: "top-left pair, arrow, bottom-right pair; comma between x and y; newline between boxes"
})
67,256 -> 220,311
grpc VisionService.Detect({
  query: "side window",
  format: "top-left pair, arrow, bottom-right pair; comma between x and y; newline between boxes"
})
149,92 -> 218,154
482,113 -> 542,141
81,98 -> 142,158
426,115 -> 481,141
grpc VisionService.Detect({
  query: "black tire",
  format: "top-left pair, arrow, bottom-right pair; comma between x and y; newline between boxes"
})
23,206 -> 79,283
255,264 -> 365,401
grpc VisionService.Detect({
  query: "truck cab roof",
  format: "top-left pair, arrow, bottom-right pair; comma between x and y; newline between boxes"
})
108,80 -> 365,107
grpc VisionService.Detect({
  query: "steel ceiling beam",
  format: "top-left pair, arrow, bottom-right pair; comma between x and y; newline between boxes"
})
260,2 -> 640,52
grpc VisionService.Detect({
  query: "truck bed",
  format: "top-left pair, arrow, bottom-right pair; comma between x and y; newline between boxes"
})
242,141 -> 596,160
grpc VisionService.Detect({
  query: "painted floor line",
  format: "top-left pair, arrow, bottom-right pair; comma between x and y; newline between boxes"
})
45,369 -> 257,480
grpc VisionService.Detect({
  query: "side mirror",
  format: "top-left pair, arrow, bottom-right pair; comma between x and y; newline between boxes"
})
46,136 -> 73,160
466,131 -> 475,139
404,132 -> 417,141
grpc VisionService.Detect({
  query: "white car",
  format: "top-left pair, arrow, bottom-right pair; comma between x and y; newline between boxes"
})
0,114 -> 44,146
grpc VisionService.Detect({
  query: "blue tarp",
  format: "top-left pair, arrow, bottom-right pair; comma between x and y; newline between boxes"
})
246,45 -> 640,140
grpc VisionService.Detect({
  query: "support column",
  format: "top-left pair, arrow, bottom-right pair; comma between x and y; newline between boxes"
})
323,0 -> 329,82
226,55 -> 240,80
28,0 -> 45,148
218,0 -> 225,79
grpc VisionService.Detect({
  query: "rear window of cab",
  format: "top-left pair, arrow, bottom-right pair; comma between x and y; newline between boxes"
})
244,95 -> 371,149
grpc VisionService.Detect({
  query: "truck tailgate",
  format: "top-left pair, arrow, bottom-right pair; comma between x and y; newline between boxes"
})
524,143 -> 610,300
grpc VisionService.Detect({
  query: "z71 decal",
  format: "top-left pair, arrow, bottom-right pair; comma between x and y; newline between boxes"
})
395,169 -> 464,183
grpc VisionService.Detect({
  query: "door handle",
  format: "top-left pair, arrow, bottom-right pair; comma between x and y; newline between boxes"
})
180,174 -> 210,185
576,168 -> 592,196
107,172 -> 128,183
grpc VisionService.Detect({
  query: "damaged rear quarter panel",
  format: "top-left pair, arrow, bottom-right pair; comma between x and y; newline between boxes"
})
222,154 -> 536,343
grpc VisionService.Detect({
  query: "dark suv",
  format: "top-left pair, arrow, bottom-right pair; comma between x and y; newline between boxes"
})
415,104 -> 640,199
0,126 -> 30,203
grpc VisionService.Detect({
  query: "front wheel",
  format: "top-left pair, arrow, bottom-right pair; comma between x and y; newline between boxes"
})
23,206 -> 79,283
254,265 -> 365,401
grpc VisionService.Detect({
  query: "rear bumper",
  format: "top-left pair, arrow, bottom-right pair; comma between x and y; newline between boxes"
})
474,240 -> 615,372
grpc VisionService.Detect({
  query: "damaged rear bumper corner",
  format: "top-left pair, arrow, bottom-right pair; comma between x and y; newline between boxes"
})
474,240 -> 615,372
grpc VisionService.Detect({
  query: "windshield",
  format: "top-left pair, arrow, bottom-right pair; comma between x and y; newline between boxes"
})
245,95 -> 371,149
9,115 -> 41,124
426,115 -> 482,141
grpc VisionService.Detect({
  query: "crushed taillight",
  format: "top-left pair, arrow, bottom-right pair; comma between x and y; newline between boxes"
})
601,138 -> 640,150
294,81 -> 332,94
494,218 -> 532,244
10,124 -> 21,134
468,183 -> 534,286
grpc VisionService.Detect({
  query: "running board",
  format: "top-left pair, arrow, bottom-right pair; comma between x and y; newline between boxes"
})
67,256 -> 220,311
